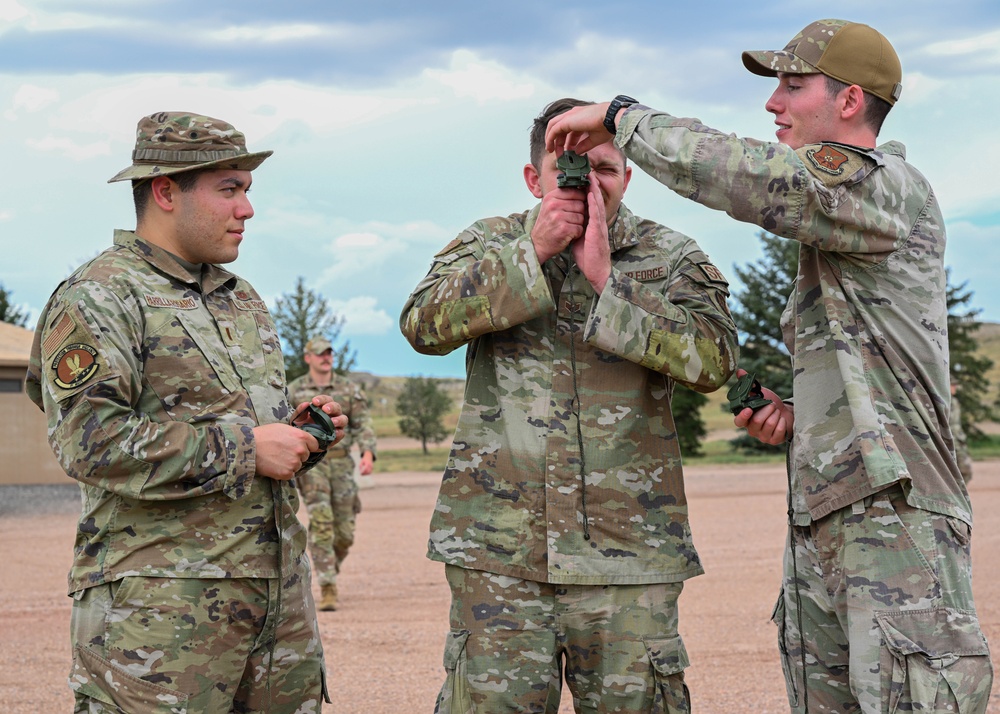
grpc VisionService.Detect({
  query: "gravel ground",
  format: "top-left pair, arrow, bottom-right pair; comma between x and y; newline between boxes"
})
3,463 -> 1000,713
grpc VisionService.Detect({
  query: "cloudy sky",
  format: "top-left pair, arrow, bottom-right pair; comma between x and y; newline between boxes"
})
2,1 -> 998,378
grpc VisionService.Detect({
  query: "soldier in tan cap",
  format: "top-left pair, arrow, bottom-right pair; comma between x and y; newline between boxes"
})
546,19 -> 992,714
288,335 -> 377,611
27,112 -> 345,712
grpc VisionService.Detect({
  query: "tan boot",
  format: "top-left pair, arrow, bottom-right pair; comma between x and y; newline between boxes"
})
319,583 -> 338,611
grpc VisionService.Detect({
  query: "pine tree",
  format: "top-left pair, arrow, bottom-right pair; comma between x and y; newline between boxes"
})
672,386 -> 708,457
0,283 -> 29,327
271,277 -> 356,382
396,376 -> 451,454
947,272 -> 994,441
728,232 -> 798,453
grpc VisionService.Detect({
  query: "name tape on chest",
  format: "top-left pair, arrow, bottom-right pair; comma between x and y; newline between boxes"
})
144,295 -> 197,310
624,266 -> 666,282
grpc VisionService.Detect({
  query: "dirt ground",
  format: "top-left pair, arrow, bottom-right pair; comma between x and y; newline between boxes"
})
3,462 -> 1000,713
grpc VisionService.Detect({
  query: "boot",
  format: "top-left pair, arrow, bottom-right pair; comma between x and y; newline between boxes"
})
319,583 -> 338,611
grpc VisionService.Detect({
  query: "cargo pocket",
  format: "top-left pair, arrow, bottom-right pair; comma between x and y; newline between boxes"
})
875,607 -> 992,714
644,635 -> 691,714
69,644 -> 189,713
434,629 -> 473,714
770,589 -> 800,708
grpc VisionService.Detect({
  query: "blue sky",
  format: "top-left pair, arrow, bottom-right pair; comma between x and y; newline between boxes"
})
2,1 -> 998,378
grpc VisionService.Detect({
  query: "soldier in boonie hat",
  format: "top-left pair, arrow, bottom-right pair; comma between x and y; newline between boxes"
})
108,111 -> 272,183
741,18 -> 902,106
305,336 -> 334,355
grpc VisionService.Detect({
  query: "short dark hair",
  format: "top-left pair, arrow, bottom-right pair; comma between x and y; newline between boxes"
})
529,98 -> 596,170
824,75 -> 892,136
132,170 -> 203,221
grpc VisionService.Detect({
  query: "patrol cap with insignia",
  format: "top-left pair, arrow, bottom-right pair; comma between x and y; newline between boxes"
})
742,19 -> 903,105
305,336 -> 334,355
108,111 -> 272,183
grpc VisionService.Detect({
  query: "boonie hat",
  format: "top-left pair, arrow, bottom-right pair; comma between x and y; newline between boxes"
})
108,111 -> 272,183
742,19 -> 902,105
305,336 -> 334,355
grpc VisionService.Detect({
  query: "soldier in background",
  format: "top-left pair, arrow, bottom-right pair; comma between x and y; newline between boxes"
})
26,112 -> 345,712
547,18 -> 993,713
951,380 -> 974,482
401,97 -> 738,713
288,336 -> 376,611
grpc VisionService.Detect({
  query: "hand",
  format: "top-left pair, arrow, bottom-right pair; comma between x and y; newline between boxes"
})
291,395 -> 349,447
732,369 -> 794,445
571,178 -> 612,294
253,423 -> 320,481
544,102 -> 615,157
531,187 -> 587,264
359,450 -> 374,476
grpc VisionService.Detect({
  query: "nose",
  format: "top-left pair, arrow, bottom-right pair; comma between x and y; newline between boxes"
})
764,87 -> 782,115
236,193 -> 254,220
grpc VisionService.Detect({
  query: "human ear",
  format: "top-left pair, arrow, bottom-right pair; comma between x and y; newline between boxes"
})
523,163 -> 543,198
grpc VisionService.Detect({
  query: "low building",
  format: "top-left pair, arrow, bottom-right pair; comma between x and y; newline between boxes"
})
0,322 -> 65,485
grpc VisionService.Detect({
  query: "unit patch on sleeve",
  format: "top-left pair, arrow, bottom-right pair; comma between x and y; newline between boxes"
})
51,344 -> 100,389
805,145 -> 850,175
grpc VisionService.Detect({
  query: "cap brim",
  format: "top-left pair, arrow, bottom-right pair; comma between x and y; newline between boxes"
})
107,149 -> 273,184
742,50 -> 820,77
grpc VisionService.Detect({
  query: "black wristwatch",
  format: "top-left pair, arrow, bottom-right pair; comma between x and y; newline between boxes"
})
604,95 -> 638,135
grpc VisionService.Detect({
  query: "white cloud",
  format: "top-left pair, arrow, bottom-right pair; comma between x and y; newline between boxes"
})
0,209 -> 12,221
206,23 -> 337,43
424,49 -> 536,103
335,232 -> 381,249
925,29 -> 1000,64
328,296 -> 394,336
11,84 -> 59,113
26,135 -> 110,161
0,0 -> 28,24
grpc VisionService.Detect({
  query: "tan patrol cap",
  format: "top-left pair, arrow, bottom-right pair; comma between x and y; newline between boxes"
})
108,111 -> 272,183
742,19 -> 903,105
305,336 -> 334,355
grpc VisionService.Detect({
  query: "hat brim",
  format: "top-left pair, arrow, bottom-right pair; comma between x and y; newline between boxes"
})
742,50 -> 820,78
107,149 -> 273,184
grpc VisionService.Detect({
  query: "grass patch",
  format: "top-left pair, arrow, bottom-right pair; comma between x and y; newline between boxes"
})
684,438 -> 787,465
374,447 -> 450,473
970,435 -> 1000,460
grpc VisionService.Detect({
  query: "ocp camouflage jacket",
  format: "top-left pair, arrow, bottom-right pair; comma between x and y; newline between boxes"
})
400,204 -> 738,584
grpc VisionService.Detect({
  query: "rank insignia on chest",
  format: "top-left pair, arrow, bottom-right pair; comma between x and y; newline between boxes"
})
806,145 -> 850,175
51,344 -> 99,389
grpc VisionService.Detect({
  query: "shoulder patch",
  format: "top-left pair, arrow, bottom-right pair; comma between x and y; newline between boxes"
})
42,311 -> 76,358
797,143 -> 871,187
695,262 -> 728,284
51,344 -> 100,389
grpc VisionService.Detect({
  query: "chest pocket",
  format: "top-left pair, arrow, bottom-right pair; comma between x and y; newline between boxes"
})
144,312 -> 243,423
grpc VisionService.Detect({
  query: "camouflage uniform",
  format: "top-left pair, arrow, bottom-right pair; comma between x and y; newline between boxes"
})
614,102 -> 993,711
401,203 -> 738,711
288,372 -> 376,587
26,230 -> 327,712
950,392 -> 974,482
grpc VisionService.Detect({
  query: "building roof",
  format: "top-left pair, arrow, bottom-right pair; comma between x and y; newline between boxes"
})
0,321 -> 33,368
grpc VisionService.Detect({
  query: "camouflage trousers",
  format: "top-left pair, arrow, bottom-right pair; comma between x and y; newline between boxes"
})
773,485 -> 993,713
297,457 -> 358,587
435,565 -> 691,714
69,564 -> 328,713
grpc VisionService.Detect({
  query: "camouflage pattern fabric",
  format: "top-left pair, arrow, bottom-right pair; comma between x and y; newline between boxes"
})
288,372 -> 375,585
435,565 -> 690,714
772,486 -> 992,713
949,394 -> 974,483
616,107 -> 972,527
69,572 -> 327,712
614,106 -> 992,710
400,203 -> 738,585
26,230 -> 307,592
25,229 -> 325,707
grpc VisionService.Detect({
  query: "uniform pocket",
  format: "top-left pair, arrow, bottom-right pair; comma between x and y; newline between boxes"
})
435,629 -> 473,714
875,607 -> 992,714
644,635 -> 691,713
70,643 -> 190,713
770,588 -> 800,708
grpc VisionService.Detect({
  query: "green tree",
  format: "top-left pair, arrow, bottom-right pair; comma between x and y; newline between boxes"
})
728,231 -> 798,454
396,376 -> 451,454
947,272 -> 994,441
673,385 -> 708,457
271,277 -> 355,382
0,283 -> 29,327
